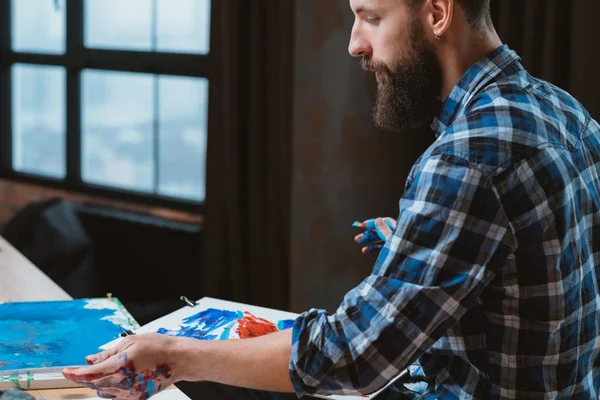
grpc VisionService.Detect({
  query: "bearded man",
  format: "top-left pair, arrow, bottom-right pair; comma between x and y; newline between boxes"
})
63,1 -> 600,399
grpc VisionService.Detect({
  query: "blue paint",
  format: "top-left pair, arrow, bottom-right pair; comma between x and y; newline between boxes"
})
118,365 -> 136,389
357,230 -> 381,244
146,379 -> 156,396
0,300 -> 127,372
220,323 -> 236,340
277,319 -> 295,330
157,308 -> 243,340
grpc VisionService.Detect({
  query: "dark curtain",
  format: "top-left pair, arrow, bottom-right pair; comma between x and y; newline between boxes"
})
200,1 -> 294,310
491,0 -> 600,119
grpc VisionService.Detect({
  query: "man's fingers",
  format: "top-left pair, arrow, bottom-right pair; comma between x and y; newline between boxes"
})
362,244 -> 383,255
355,230 -> 384,245
361,218 -> 377,231
73,371 -> 132,391
383,217 -> 397,230
96,391 -> 117,399
63,353 -> 122,383
86,344 -> 120,365
86,335 -> 136,366
354,218 -> 396,233
354,218 -> 396,254
95,387 -> 137,400
375,217 -> 394,240
79,364 -> 169,400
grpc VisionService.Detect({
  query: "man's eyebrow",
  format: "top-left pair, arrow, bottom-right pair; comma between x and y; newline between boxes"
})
354,7 -> 374,14
354,4 -> 387,15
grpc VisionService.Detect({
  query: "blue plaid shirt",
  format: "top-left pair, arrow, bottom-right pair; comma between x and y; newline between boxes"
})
289,45 -> 600,399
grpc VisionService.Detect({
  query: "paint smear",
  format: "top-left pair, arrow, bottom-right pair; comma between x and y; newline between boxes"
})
117,360 -> 172,398
64,361 -> 172,399
0,300 -> 131,372
157,308 -> 242,340
62,368 -> 106,382
236,312 -> 278,339
277,319 -> 295,330
157,309 -> 296,341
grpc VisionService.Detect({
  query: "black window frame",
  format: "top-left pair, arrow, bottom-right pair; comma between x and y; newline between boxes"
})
0,0 -> 211,212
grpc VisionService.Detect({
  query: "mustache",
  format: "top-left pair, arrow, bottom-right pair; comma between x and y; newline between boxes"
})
361,57 -> 391,75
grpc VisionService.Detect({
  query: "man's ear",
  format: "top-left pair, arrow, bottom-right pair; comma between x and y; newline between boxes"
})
424,0 -> 453,40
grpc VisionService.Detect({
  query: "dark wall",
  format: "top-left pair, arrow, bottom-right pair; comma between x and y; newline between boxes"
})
76,207 -> 202,325
490,0 -> 600,120
289,0 -> 600,313
570,1 -> 600,119
290,0 -> 433,312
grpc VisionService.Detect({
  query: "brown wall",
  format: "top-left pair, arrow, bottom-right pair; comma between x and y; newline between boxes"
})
289,0 -> 433,312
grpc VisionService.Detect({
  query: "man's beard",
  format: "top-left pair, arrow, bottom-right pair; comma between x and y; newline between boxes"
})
362,19 -> 443,132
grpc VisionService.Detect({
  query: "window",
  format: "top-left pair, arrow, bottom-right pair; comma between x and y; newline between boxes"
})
0,0 -> 211,210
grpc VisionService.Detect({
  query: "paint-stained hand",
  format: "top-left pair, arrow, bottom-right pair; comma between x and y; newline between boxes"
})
353,217 -> 397,255
62,333 -> 179,400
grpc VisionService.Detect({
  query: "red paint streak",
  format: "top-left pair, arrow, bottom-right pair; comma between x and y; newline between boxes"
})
236,312 -> 278,338
62,368 -> 106,381
118,360 -> 173,398
64,361 -> 173,399
0,360 -> 11,368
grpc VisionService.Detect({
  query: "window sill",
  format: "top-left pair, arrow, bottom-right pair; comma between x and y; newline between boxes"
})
0,178 -> 203,230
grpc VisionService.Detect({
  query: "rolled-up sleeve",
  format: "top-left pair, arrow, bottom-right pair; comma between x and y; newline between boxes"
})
289,154 -> 517,397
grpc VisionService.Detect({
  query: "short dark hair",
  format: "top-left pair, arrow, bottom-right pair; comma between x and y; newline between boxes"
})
407,0 -> 492,27
455,0 -> 491,26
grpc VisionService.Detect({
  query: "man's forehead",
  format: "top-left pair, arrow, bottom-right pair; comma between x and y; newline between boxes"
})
350,0 -> 399,13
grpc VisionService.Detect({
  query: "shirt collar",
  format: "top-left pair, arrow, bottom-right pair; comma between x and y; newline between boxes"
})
431,45 -> 523,137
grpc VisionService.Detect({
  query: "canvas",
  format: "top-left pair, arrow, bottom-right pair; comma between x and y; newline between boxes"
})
0,298 -> 137,390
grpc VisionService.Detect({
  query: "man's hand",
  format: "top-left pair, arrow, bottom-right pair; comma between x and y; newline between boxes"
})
353,217 -> 397,255
62,333 -> 182,400
63,329 -> 295,398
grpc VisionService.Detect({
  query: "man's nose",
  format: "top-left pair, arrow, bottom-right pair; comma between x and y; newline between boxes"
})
348,27 -> 372,57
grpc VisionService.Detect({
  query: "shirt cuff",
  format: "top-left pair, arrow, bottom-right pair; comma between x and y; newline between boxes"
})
288,307 -> 332,397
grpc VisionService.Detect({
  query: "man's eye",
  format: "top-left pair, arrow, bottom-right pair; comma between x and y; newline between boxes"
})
365,17 -> 379,25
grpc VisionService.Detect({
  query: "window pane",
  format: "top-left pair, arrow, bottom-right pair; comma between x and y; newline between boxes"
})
12,64 -> 66,179
84,0 -> 152,51
158,77 -> 208,202
156,0 -> 211,54
12,0 -> 66,54
82,70 -> 153,192
84,0 -> 210,54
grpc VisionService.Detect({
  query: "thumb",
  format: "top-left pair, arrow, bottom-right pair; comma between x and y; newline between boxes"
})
384,217 -> 397,230
374,217 -> 394,241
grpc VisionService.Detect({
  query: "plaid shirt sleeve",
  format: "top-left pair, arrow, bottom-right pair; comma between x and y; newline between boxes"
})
289,153 -> 518,397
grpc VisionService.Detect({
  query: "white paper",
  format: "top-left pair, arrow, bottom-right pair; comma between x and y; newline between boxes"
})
102,297 -> 406,400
